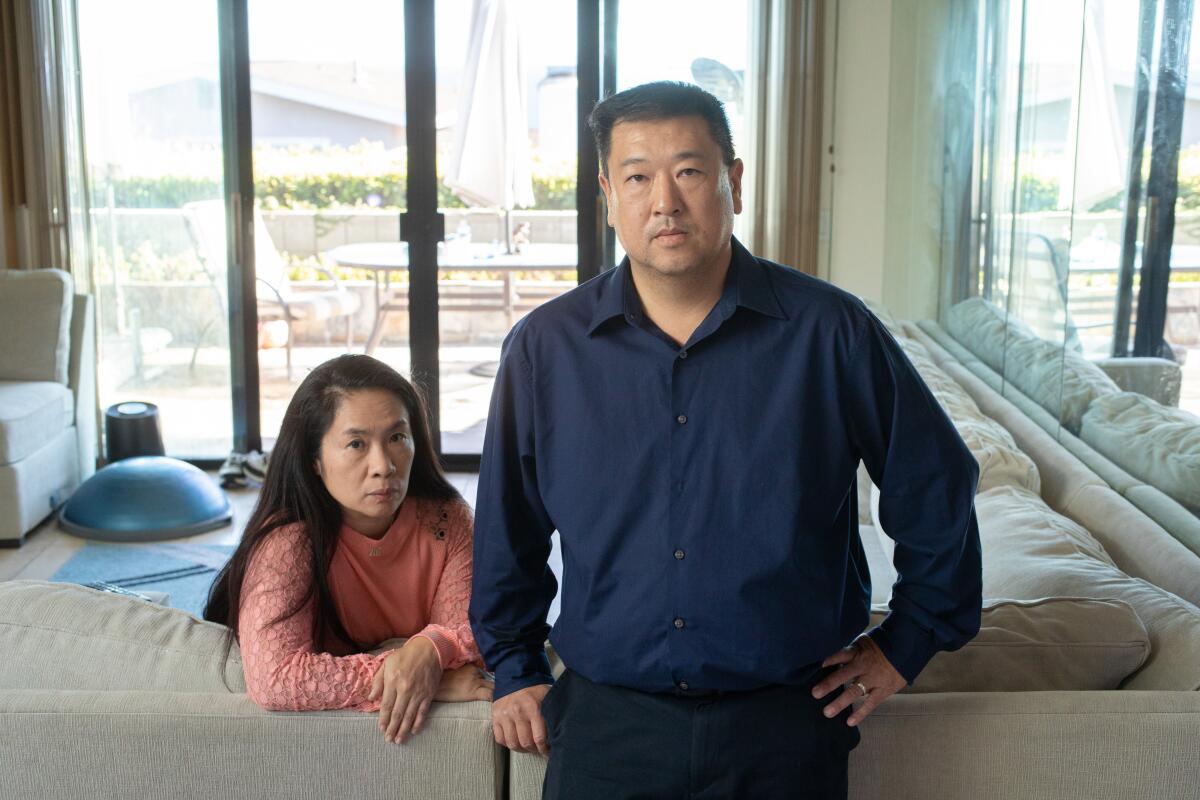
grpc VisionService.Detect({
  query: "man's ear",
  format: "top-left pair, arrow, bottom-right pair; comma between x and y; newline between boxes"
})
729,158 -> 745,215
598,171 -> 616,228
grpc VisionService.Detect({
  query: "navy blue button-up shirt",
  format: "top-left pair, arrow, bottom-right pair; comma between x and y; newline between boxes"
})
470,237 -> 982,701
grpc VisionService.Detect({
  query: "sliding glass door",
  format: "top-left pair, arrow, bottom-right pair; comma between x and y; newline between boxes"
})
245,0 -> 407,447
971,0 -> 1200,421
74,0 -> 607,465
434,0 -> 580,455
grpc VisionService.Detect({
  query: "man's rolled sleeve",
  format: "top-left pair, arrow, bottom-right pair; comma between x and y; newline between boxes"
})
469,324 -> 559,701
842,306 -> 983,684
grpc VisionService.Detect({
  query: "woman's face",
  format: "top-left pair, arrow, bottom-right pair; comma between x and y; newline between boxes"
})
315,388 -> 415,538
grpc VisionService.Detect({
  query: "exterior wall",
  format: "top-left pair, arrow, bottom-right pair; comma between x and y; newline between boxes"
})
251,94 -> 404,148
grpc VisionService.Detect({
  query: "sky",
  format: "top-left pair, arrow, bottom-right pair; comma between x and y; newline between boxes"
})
80,0 -> 749,93
78,0 -> 750,170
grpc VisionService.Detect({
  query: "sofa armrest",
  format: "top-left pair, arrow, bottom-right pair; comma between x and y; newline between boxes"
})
68,294 -> 96,479
1095,356 -> 1182,407
508,690 -> 1200,800
0,690 -> 504,800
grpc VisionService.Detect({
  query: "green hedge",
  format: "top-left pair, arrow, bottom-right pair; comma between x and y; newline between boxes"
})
96,173 -> 576,211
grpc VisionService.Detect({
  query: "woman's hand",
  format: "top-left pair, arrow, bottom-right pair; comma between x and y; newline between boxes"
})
435,664 -> 495,703
368,636 -> 442,744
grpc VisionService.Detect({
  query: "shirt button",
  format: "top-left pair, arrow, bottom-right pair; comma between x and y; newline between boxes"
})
674,549 -> 685,560
674,617 -> 685,629
676,414 -> 688,425
678,350 -> 688,359
679,681 -> 689,690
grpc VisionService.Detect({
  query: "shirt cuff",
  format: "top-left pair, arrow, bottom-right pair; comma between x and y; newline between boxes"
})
866,611 -> 937,685
490,646 -> 554,702
411,630 -> 455,670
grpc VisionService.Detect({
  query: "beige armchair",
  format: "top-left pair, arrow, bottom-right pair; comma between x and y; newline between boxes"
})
0,269 -> 96,545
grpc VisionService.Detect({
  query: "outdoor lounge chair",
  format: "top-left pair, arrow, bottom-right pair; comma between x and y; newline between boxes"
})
183,200 -> 360,379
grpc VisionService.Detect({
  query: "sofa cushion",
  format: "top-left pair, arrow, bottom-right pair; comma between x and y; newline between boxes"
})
975,485 -> 1200,690
1004,338 -> 1119,434
0,381 -> 73,465
867,418 -> 1039,505
917,368 -> 983,421
0,580 -> 245,694
0,268 -> 73,385
1080,392 -> 1200,512
950,416 -> 1041,494
890,332 -> 998,431
945,297 -> 1037,372
869,597 -> 1149,693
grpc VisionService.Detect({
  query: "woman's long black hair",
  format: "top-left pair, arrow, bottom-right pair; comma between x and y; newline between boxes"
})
203,354 -> 460,650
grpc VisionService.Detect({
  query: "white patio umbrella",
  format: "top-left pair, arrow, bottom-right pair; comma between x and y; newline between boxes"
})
1059,2 -> 1126,212
444,0 -> 535,252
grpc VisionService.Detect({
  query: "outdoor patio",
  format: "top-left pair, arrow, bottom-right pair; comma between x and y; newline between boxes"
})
103,341 -> 504,458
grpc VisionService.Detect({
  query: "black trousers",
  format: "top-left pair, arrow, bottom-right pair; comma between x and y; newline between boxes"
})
540,667 -> 861,800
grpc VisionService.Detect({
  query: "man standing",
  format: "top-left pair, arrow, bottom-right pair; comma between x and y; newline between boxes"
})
470,81 -> 982,799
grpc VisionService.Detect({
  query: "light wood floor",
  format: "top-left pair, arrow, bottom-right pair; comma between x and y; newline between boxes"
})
0,472 -> 480,582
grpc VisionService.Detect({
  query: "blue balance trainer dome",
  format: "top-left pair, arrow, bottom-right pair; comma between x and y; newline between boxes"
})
60,456 -> 232,542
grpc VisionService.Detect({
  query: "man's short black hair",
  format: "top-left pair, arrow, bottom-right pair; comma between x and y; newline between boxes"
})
587,81 -> 736,178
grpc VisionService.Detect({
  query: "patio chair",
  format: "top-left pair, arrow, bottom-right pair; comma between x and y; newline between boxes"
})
183,200 -> 360,379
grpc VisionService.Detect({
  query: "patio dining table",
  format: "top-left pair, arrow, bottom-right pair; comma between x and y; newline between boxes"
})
325,241 -> 577,355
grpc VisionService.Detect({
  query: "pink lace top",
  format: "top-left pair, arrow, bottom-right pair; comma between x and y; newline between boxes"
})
238,496 -> 482,712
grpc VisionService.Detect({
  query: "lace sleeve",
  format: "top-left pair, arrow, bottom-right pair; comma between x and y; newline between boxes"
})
238,525 -> 389,712
411,501 -> 485,670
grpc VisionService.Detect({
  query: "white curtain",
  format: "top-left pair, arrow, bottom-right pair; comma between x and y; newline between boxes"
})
743,0 -> 824,275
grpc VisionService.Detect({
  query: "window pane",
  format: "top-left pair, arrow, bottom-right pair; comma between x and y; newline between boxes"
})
248,0 -> 408,448
435,0 -> 579,455
616,0 -> 752,255
78,0 -> 233,458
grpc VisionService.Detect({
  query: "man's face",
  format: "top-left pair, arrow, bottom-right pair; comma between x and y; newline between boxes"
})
598,115 -> 743,281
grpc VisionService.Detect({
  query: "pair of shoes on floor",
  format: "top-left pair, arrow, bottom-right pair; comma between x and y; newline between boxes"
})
219,450 -> 270,489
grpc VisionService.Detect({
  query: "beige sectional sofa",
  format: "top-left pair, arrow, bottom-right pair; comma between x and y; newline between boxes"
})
2,298 -> 1199,799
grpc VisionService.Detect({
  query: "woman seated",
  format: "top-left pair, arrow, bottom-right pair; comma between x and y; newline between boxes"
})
205,354 -> 491,744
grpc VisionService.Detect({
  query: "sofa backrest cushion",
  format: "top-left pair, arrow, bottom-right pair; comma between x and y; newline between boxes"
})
950,416 -> 1042,495
975,485 -> 1200,690
870,597 -> 1149,693
0,581 -> 245,694
0,269 -> 73,384
1081,392 -> 1200,513
1004,338 -> 1119,435
945,297 -> 1037,372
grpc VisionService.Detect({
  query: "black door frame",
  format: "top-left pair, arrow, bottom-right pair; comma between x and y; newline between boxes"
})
1132,0 -> 1194,359
218,0 -> 260,462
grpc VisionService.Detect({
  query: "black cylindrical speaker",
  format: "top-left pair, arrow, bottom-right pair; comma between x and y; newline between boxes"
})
105,402 -> 165,462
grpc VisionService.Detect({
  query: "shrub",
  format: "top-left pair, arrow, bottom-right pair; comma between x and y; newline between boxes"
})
95,172 -> 577,211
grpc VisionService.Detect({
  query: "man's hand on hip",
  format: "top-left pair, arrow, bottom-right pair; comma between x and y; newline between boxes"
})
491,683 -> 552,755
812,634 -> 907,726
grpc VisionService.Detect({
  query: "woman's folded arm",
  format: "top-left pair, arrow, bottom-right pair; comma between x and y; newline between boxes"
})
239,525 -> 389,712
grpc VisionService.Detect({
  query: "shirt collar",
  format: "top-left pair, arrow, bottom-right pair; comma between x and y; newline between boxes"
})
586,236 -> 786,336
730,237 -> 787,321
